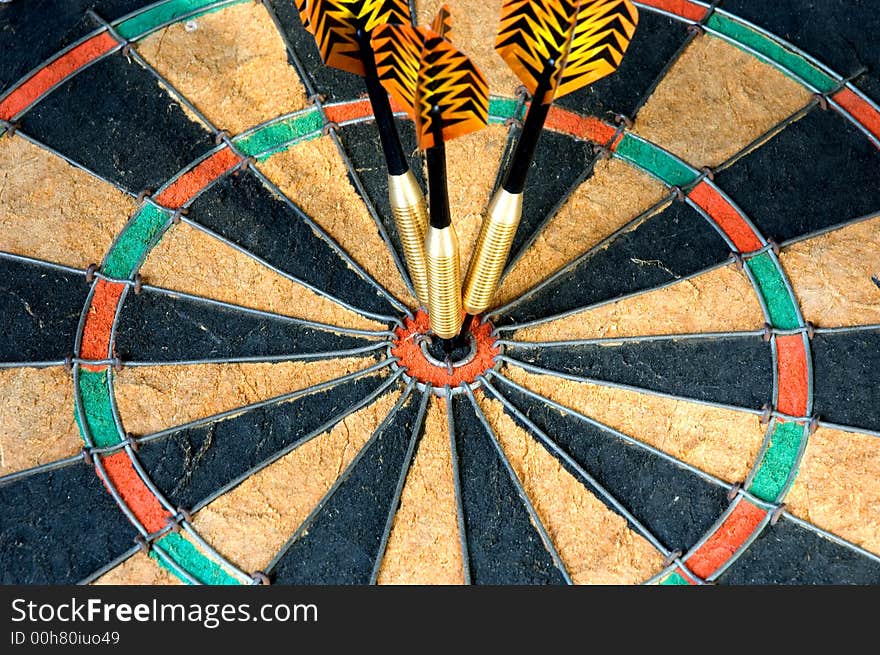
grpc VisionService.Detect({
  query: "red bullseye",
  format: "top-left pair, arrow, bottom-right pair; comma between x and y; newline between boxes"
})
391,310 -> 500,389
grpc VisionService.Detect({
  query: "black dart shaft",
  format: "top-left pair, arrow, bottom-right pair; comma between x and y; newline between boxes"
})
502,78 -> 553,194
424,109 -> 462,354
358,32 -> 408,175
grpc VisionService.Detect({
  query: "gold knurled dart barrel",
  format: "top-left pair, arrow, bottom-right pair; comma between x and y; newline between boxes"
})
462,189 -> 524,315
425,224 -> 463,339
388,170 -> 430,307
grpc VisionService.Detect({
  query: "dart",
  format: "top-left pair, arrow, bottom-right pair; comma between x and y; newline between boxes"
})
460,0 -> 639,332
297,0 -> 432,307
372,8 -> 489,355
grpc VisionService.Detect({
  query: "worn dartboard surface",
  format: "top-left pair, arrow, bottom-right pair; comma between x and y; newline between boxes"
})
1,0 -> 879,586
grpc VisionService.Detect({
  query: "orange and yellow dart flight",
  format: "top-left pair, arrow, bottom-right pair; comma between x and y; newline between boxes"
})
496,0 -> 639,104
372,9 -> 488,150
298,0 -> 411,77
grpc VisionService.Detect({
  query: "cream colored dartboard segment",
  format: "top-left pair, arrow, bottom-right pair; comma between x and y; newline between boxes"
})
92,552 -> 183,586
0,136 -> 136,269
135,2 -> 310,135
780,215 -> 880,328
114,357 -> 377,437
632,34 -> 812,168
513,263 -> 765,342
786,427 -> 880,557
138,221 -> 384,331
0,367 -> 83,477
377,395 -> 466,584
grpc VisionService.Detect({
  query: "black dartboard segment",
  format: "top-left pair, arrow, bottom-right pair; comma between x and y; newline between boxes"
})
115,287 -> 376,362
19,55 -> 216,194
185,169 -> 399,317
505,335 -> 773,410
713,106 -> 880,243
554,8 -> 691,119
856,75 -> 880,108
0,464 -> 136,584
452,394 -> 568,585
0,258 -> 89,362
722,0 -> 880,102
335,120 -> 426,273
811,329 -> 880,433
0,0 -> 145,94
491,379 -> 731,554
718,517 -> 880,585
264,0 -> 364,102
136,373 -> 395,511
270,391 -> 425,584
495,200 -> 731,324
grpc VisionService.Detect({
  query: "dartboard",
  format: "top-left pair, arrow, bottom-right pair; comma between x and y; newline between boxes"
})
1,0 -> 879,586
